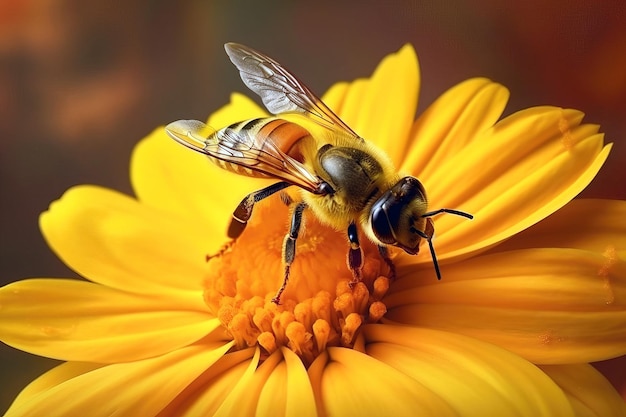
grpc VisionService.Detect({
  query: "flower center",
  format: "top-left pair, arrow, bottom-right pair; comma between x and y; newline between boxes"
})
202,195 -> 391,366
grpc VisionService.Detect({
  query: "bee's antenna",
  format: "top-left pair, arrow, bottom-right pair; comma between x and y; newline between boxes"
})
422,208 -> 473,220
418,207 -> 473,280
426,238 -> 442,280
413,227 -> 442,280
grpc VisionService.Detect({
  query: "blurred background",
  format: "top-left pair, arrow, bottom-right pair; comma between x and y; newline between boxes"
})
1,0 -> 625,412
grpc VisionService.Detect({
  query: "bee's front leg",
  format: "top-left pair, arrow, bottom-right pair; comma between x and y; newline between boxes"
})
347,222 -> 363,286
273,201 -> 308,304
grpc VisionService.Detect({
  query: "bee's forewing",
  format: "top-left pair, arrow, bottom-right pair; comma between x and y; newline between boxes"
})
224,43 -> 362,140
165,118 -> 323,193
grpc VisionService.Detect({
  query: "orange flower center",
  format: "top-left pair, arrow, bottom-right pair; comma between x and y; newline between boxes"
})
202,195 -> 391,366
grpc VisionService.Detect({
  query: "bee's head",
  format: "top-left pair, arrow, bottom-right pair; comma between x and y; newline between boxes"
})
369,176 -> 429,255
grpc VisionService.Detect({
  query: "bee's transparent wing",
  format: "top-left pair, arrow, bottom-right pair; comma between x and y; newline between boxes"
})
165,119 -> 324,193
225,42 -> 362,140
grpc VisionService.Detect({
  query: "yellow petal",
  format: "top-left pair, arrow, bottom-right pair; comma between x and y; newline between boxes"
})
387,248 -> 626,364
227,347 -> 285,416
131,95 -> 273,236
257,352 -> 289,413
254,348 -> 317,417
319,81 -> 349,115
363,325 -> 574,417
157,348 -> 256,417
401,78 -> 509,176
540,364 -> 626,417
494,199 -> 626,258
322,44 -> 420,166
206,92 -> 266,127
0,279 -> 216,362
9,362 -> 103,410
5,342 -> 233,417
427,108 -> 610,259
212,348 -> 261,416
281,347 -> 318,417
309,347 -> 457,416
40,185 -> 219,294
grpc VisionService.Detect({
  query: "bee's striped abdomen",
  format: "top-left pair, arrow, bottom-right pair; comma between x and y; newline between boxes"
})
205,117 -> 312,178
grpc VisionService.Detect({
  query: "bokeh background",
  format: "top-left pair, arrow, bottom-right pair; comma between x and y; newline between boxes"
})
1,0 -> 625,413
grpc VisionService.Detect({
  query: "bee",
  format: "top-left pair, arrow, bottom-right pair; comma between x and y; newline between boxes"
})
166,43 -> 473,304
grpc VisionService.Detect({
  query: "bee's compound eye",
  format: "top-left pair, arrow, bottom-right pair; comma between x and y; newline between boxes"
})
370,177 -> 428,254
370,191 -> 397,245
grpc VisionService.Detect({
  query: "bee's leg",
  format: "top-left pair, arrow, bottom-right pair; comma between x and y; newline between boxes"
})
205,240 -> 235,262
347,222 -> 363,286
273,201 -> 307,304
377,245 -> 396,280
227,181 -> 292,239
207,181 -> 291,262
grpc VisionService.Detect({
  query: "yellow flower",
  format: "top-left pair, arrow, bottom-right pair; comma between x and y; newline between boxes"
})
2,45 -> 626,416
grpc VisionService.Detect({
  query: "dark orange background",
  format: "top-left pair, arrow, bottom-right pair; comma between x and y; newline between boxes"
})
1,0 -> 625,413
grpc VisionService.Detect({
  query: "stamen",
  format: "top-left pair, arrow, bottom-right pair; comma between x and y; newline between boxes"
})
312,291 -> 333,324
313,319 -> 331,352
353,282 -> 370,315
334,292 -> 356,319
217,304 -> 235,328
372,276 -> 390,300
252,306 -> 273,333
229,313 -> 259,348
258,332 -> 277,354
341,313 -> 362,346
272,311 -> 295,343
368,301 -> 387,323
294,299 -> 314,330
201,197 -> 394,365
286,321 -> 313,362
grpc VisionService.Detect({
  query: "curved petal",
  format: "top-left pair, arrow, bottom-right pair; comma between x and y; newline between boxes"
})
401,78 -> 509,177
40,185 -> 221,294
363,325 -> 574,417
170,347 -> 318,417
540,364 -> 626,417
5,341 -> 233,417
254,348 -> 318,417
426,107 -> 610,259
280,347 -> 318,417
319,81 -> 349,116
211,348 -> 262,416
321,44 -> 420,166
131,94 -> 273,234
0,279 -> 217,362
206,92 -> 267,128
493,199 -> 626,258
227,347 -> 284,416
309,347 -> 456,416
387,248 -> 626,364
8,362 -> 103,410
156,348 -> 256,417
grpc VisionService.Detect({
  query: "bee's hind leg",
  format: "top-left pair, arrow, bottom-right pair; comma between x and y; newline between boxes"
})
205,240 -> 235,262
227,181 -> 292,239
273,201 -> 308,304
206,181 -> 291,262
